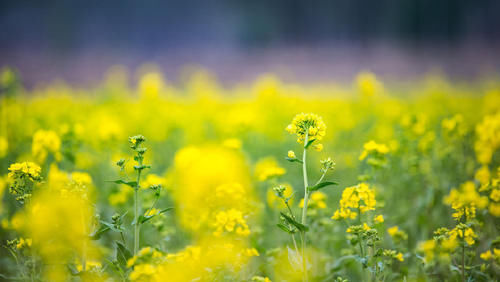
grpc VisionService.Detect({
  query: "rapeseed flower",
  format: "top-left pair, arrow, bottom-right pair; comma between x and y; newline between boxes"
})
286,112 -> 326,144
332,183 -> 376,220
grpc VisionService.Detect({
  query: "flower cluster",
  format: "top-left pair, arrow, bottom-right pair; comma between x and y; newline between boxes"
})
127,247 -> 166,281
332,182 -> 376,220
477,167 -> 500,217
213,209 -> 251,237
8,162 -> 42,203
475,112 -> 500,165
418,227 -> 460,263
442,114 -> 466,137
382,249 -> 404,262
286,112 -> 326,144
267,184 -> 294,209
480,248 -> 500,264
449,223 -> 477,246
254,157 -> 286,181
444,181 -> 488,221
320,157 -> 336,173
387,226 -> 408,242
299,191 -> 327,210
7,237 -> 32,250
359,140 -> 390,167
32,129 -> 62,163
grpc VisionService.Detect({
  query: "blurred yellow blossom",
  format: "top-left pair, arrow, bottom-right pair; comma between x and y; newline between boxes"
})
32,129 -> 61,163
255,157 -> 286,181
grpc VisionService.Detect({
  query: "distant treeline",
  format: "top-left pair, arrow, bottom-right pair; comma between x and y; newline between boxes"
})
1,0 -> 499,51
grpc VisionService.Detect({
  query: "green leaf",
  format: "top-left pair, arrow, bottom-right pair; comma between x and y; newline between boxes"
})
108,180 -> 137,188
285,157 -> 303,164
67,264 -> 81,276
101,221 -> 124,232
134,165 -> 151,171
105,259 -> 124,276
116,241 -> 132,267
134,207 -> 174,225
304,139 -> 315,149
276,223 -> 294,234
328,255 -> 356,271
280,212 -> 309,232
307,181 -> 338,192
89,225 -> 110,240
159,207 -> 174,214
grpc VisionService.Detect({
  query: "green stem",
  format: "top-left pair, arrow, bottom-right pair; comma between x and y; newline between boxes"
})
314,170 -> 327,187
357,234 -> 365,257
31,253 -> 35,282
133,166 -> 142,255
80,206 -> 87,272
301,132 -> 309,282
461,242 -> 465,282
144,195 -> 160,218
120,232 -> 126,245
461,208 -> 466,282
284,201 -> 300,255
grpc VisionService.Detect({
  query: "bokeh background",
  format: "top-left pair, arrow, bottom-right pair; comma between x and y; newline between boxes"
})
1,0 -> 500,87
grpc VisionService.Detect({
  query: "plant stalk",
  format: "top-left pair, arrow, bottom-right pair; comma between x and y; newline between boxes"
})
301,132 -> 309,281
133,163 -> 142,255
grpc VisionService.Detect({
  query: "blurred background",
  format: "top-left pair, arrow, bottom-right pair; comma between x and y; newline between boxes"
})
1,0 -> 500,87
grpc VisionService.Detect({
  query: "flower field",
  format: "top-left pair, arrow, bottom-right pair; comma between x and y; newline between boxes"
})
0,67 -> 499,281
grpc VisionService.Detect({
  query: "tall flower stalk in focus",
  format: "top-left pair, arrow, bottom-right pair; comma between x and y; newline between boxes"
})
283,113 -> 337,281
113,135 -> 151,255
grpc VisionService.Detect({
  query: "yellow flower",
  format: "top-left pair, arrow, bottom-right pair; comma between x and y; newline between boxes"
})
395,252 -> 404,262
444,181 -> 488,221
374,214 -> 384,223
490,189 -> 500,202
475,166 -> 491,185
267,184 -> 293,209
475,112 -> 500,165
213,209 -> 250,237
109,185 -> 132,206
332,183 -> 375,220
16,238 -> 32,249
300,191 -> 327,209
254,157 -> 286,181
223,138 -> 242,149
418,240 -> 436,262
356,71 -> 383,98
145,208 -> 159,217
387,226 -> 399,237
76,260 -> 101,272
0,136 -> 8,158
142,174 -> 165,190
480,250 -> 492,260
252,276 -> 272,282
489,202 -> 500,217
286,113 -> 326,144
32,129 -> 61,163
8,162 -> 42,203
359,140 -> 389,160
312,143 -> 323,152
8,162 -> 42,180
287,150 -> 296,159
70,172 -> 93,187
449,226 -> 477,245
243,248 -> 259,257
138,72 -> 164,99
